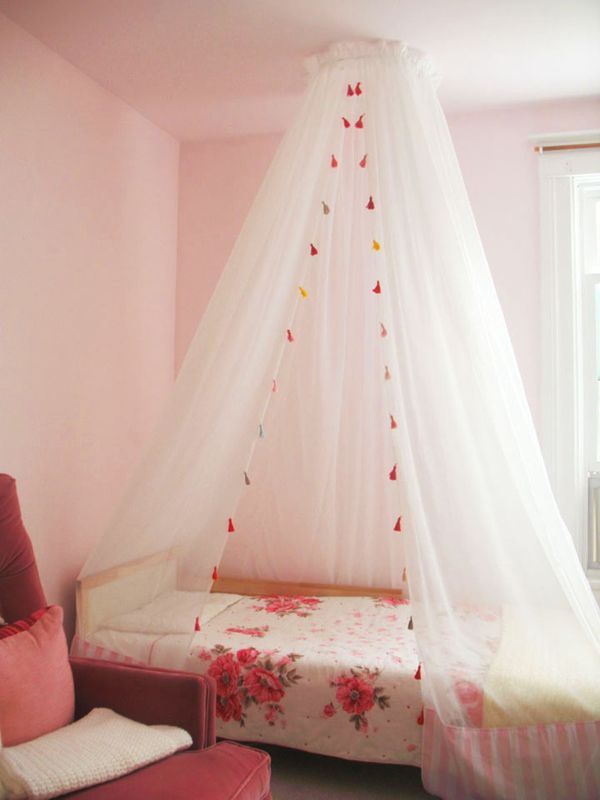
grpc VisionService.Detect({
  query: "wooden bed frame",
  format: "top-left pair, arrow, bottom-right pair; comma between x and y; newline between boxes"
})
76,549 -> 405,638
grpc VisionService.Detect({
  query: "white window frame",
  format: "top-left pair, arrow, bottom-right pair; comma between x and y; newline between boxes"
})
539,139 -> 600,599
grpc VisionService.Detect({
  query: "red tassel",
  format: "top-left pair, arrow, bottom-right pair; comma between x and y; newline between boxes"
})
355,82 -> 362,96
414,664 -> 422,680
380,322 -> 388,338
390,414 -> 398,429
212,566 -> 218,581
366,195 -> 375,210
384,365 -> 391,381
355,114 -> 365,129
372,280 -> 381,294
331,154 -> 338,168
359,154 -> 368,168
194,616 -> 201,632
228,517 -> 235,533
310,243 -> 318,256
346,83 -> 354,96
287,329 -> 294,342
394,516 -> 402,532
342,116 -> 351,128
389,464 -> 397,481
417,707 -> 424,726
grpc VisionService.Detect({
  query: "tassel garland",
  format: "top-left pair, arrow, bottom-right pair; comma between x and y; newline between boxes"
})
408,616 -> 413,630
402,567 -> 407,582
372,239 -> 381,251
355,114 -> 365,129
331,154 -> 338,168
342,116 -> 351,128
228,518 -> 235,533
354,82 -> 362,96
366,195 -> 375,210
389,464 -> 397,481
258,423 -> 265,439
359,154 -> 368,168
272,379 -> 278,392
384,365 -> 391,381
390,414 -> 398,429
394,516 -> 402,532
417,708 -> 424,726
244,471 -> 251,485
212,566 -> 218,581
372,280 -> 381,294
287,329 -> 294,342
322,201 -> 330,215
414,664 -> 422,680
194,616 -> 201,632
299,286 -> 308,298
380,322 -> 388,338
346,83 -> 354,96
310,243 -> 318,256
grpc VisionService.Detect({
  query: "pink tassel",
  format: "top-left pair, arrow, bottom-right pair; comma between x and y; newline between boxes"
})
394,516 -> 402,532
414,664 -> 422,680
287,329 -> 294,342
372,280 -> 381,294
310,243 -> 318,256
355,82 -> 362,96
331,154 -> 338,168
384,365 -> 391,381
380,322 -> 388,338
194,616 -> 201,632
366,195 -> 375,210
272,379 -> 277,393
417,707 -> 424,726
355,114 -> 365,129
359,154 -> 368,168
346,83 -> 354,97
390,414 -> 398,429
228,518 -> 235,533
342,116 -> 351,128
389,464 -> 397,481
212,566 -> 218,581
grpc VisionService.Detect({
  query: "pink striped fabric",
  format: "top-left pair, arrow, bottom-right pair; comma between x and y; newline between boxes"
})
422,709 -> 600,799
70,635 -> 142,667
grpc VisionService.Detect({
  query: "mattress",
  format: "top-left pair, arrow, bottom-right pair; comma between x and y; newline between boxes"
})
73,592 -> 424,765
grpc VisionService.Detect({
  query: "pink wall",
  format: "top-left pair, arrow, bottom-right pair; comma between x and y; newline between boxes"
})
176,97 -> 600,429
0,14 -> 179,634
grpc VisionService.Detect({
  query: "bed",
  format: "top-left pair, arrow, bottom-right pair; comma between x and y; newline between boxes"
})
72,551 -> 426,766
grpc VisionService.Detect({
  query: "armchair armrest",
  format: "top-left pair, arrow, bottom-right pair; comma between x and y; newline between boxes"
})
70,657 -> 216,750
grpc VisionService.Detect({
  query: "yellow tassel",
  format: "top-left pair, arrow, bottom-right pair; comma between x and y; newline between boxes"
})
299,286 -> 308,299
372,239 -> 381,251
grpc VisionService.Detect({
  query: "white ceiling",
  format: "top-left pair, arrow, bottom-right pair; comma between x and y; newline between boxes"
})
2,0 -> 599,141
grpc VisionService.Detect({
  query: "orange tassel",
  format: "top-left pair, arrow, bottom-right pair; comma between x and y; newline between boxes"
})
342,116 -> 351,128
414,664 -> 422,680
359,153 -> 368,168
372,280 -> 381,294
355,82 -> 362,96
402,567 -> 407,582
310,243 -> 318,256
228,518 -> 235,533
384,365 -> 391,381
272,379 -> 278,392
299,286 -> 308,298
417,707 -> 424,726
394,516 -> 402,532
389,464 -> 397,481
372,239 -> 381,251
212,566 -> 218,581
244,471 -> 251,486
346,83 -> 354,96
390,414 -> 398,429
355,114 -> 365,128
366,195 -> 375,210
287,329 -> 294,342
331,154 -> 338,168
322,201 -> 330,215
194,616 -> 201,632
380,322 -> 388,338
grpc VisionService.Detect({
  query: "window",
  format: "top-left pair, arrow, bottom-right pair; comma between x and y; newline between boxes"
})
539,139 -> 600,596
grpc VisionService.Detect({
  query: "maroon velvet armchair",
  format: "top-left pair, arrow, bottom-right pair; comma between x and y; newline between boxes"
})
0,474 -> 272,800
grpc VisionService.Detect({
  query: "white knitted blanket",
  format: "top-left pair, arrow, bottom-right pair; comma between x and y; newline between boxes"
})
0,708 -> 192,799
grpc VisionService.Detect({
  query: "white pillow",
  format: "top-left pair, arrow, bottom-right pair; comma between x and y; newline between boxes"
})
102,590 -> 241,635
0,708 -> 192,800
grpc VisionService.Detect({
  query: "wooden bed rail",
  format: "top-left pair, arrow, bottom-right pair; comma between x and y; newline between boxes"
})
211,575 -> 405,598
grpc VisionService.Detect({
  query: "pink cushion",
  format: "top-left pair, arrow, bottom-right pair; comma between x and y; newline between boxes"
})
0,604 -> 74,745
64,742 -> 272,799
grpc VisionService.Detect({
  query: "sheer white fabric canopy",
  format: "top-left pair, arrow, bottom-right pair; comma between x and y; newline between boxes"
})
80,40 -> 600,798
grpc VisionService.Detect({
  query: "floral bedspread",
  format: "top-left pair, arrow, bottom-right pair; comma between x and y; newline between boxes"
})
188,594 -> 424,765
